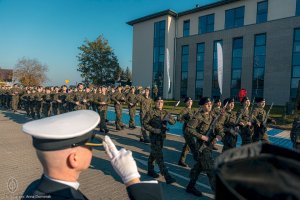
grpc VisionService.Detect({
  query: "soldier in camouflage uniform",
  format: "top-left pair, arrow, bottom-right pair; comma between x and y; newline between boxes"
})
136,87 -> 152,143
57,85 -> 68,114
185,97 -> 223,196
94,86 -> 110,133
21,89 -> 31,116
10,84 -> 20,112
126,86 -> 138,128
177,97 -> 194,167
42,87 -> 52,118
238,97 -> 254,145
51,86 -> 60,115
152,85 -> 158,99
65,87 -> 75,112
219,98 -> 238,152
290,114 -> 300,150
111,85 -> 126,130
71,83 -> 87,111
35,86 -> 44,119
143,96 -> 176,184
252,97 -> 276,144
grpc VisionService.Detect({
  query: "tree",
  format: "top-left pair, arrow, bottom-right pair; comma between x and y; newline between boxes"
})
124,67 -> 132,82
77,35 -> 120,85
13,58 -> 48,86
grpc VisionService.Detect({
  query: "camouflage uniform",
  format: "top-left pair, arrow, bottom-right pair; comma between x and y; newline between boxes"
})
94,92 -> 110,132
58,92 -> 68,114
137,94 -> 152,141
51,92 -> 59,115
290,116 -> 300,150
10,86 -> 20,112
220,109 -> 238,152
143,107 -> 176,183
29,91 -> 36,119
35,92 -> 43,119
126,91 -> 138,128
42,93 -> 52,118
71,90 -> 87,110
111,90 -> 126,130
252,107 -> 271,143
185,110 -> 222,193
238,107 -> 253,145
178,107 -> 194,165
21,91 -> 31,116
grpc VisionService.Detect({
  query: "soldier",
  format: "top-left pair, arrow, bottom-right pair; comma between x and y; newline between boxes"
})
42,87 -> 52,118
35,86 -> 44,119
111,85 -> 126,130
57,85 -> 68,114
177,97 -> 194,167
21,89 -> 31,116
291,114 -> 300,150
127,86 -> 138,128
137,87 -> 152,143
211,98 -> 222,150
29,89 -> 36,119
238,97 -> 254,145
71,83 -> 88,111
185,97 -> 223,196
51,86 -> 60,115
10,84 -> 20,112
94,86 -> 110,133
65,87 -> 75,112
143,96 -> 176,184
252,97 -> 276,144
152,85 -> 158,98
219,98 -> 238,152
85,86 -> 94,110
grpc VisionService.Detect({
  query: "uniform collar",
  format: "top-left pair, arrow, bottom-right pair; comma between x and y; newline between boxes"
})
44,175 -> 80,190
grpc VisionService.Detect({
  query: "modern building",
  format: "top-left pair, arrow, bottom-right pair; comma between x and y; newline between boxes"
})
127,0 -> 300,105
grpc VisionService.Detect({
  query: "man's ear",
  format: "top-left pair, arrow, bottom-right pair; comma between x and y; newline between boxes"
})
67,151 -> 79,169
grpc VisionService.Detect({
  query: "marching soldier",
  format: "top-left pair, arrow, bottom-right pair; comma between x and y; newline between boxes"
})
94,86 -> 110,133
219,98 -> 238,152
143,96 -> 176,184
57,85 -> 68,114
137,87 -> 152,143
111,85 -> 126,130
238,97 -> 254,145
35,86 -> 44,119
185,97 -> 223,196
42,87 -> 52,118
152,85 -> 158,98
252,97 -> 276,144
211,98 -> 222,150
126,86 -> 138,128
177,97 -> 194,167
71,83 -> 88,111
10,84 -> 20,112
51,86 -> 60,115
21,89 -> 31,116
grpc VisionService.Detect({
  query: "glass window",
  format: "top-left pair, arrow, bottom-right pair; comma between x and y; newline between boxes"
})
257,1 -> 268,23
225,6 -> 244,29
183,20 -> 190,37
254,46 -> 266,56
293,66 -> 300,77
196,43 -> 205,98
231,37 -> 243,96
255,34 -> 266,46
293,52 -> 300,65
199,14 -> 214,34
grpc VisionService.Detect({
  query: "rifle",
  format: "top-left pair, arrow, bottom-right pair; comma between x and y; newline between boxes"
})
263,103 -> 273,127
198,102 -> 228,152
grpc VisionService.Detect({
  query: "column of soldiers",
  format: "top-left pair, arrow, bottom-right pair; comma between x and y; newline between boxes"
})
2,83 -> 300,197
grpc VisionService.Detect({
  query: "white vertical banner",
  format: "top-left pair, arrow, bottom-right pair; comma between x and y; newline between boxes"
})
217,42 -> 223,96
166,48 -> 171,94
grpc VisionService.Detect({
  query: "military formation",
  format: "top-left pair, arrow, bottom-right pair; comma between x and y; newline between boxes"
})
1,83 -> 300,197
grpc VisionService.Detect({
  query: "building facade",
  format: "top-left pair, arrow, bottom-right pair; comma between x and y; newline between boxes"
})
127,0 -> 300,105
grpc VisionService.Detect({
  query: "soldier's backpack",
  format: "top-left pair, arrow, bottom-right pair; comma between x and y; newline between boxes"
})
214,143 -> 300,200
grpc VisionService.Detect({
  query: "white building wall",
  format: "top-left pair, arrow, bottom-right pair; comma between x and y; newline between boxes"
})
268,0 -> 296,21
132,16 -> 167,88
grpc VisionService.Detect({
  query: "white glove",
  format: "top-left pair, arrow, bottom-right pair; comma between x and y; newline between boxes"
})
103,136 -> 141,184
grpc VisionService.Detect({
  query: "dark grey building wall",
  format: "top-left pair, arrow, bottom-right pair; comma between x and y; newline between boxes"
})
174,16 -> 300,105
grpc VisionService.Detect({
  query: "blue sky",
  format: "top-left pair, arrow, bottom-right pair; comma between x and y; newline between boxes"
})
0,0 -> 219,86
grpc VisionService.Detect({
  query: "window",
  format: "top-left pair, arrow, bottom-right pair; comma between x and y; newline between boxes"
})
297,0 -> 300,16
183,20 -> 190,37
225,6 -> 245,29
257,1 -> 268,23
195,43 -> 205,99
212,40 -> 222,99
291,29 -> 300,100
252,33 -> 266,98
153,20 -> 165,97
231,37 -> 243,98
181,45 -> 189,98
199,14 -> 214,34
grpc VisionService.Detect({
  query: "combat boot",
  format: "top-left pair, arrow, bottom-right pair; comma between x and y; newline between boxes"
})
186,181 -> 202,197
147,170 -> 159,178
164,173 -> 176,184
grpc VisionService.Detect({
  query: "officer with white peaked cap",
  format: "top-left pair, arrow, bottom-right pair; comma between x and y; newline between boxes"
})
22,110 -> 164,200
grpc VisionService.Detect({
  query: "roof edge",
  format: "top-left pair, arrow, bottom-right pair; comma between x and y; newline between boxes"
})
127,9 -> 177,26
